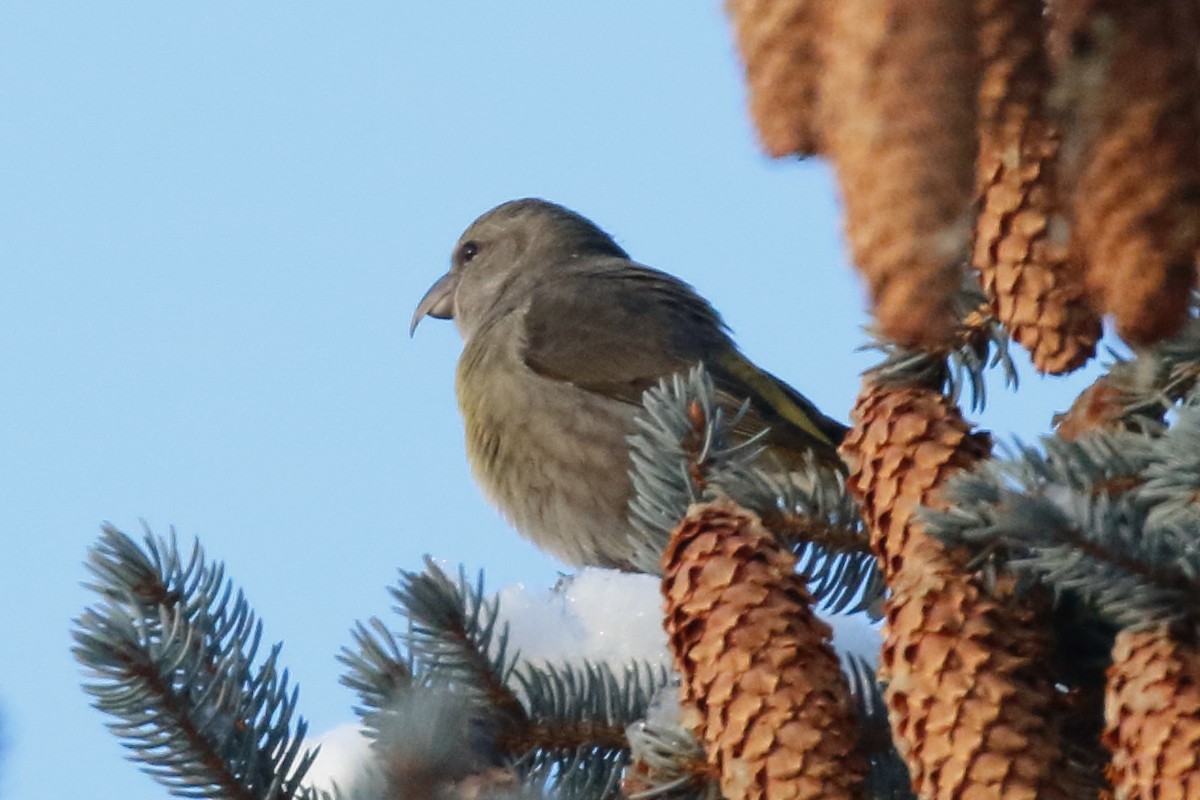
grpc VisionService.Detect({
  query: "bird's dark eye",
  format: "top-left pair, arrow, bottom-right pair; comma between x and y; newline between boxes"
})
458,240 -> 481,263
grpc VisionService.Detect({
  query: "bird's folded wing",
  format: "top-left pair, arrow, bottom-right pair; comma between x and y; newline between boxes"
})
521,261 -> 846,466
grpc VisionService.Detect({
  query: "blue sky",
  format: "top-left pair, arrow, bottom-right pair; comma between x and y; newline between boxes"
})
0,4 -> 1105,798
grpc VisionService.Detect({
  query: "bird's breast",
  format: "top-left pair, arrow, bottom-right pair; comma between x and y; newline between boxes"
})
455,333 -> 640,568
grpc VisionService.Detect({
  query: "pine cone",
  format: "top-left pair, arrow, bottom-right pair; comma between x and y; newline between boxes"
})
840,381 -> 1076,800
661,498 -> 864,800
821,0 -> 978,352
975,0 -> 1100,374
726,0 -> 827,158
1103,626 -> 1200,800
1058,0 -> 1200,345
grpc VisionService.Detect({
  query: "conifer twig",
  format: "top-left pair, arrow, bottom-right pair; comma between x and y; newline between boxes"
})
73,525 -> 322,800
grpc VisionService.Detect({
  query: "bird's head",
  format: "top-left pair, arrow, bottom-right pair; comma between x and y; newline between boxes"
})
411,198 -> 628,341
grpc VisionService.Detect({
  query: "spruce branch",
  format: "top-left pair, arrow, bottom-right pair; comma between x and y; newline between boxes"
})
1054,313 -> 1200,435
341,561 -> 671,800
508,660 -> 669,797
863,281 -> 1016,412
391,558 -> 526,727
512,660 -> 666,752
1141,407 -> 1200,535
337,689 -> 516,800
627,365 -> 883,616
926,428 -> 1200,630
73,524 -> 322,800
516,746 -> 628,799
338,619 -> 414,742
334,648 -> 548,800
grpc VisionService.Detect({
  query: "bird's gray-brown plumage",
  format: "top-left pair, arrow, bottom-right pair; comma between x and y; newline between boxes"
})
412,198 -> 846,569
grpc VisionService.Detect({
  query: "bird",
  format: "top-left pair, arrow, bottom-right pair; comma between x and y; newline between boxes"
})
411,198 -> 847,570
